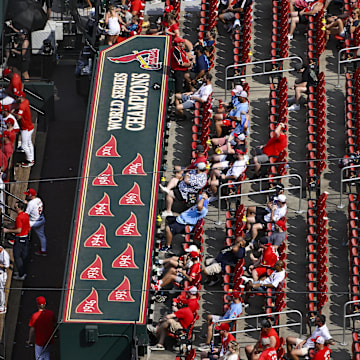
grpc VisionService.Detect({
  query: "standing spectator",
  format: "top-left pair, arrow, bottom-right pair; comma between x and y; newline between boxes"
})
27,296 -> 57,360
160,162 -> 208,217
2,67 -> 23,98
38,0 -> 53,19
184,45 -> 209,92
199,292 -> 242,351
171,37 -> 192,93
2,104 -> 20,133
130,0 -> 143,16
258,337 -> 278,360
14,90 -> 35,167
105,5 -> 121,45
313,336 -> 332,360
0,117 -> 16,159
219,0 -> 253,32
252,123 -> 287,178
0,246 -> 10,313
119,4 -> 132,25
175,73 -> 213,118
3,201 -> 30,280
24,188 -> 48,256
286,315 -> 334,360
245,319 -> 281,360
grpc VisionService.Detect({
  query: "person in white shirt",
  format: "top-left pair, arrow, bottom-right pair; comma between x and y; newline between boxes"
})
175,73 -> 213,118
1,104 -> 19,134
286,314 -> 334,359
0,246 -> 10,313
24,188 -> 48,256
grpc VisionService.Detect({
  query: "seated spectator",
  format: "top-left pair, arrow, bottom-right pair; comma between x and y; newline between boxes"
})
288,1 -> 324,40
1,104 -> 20,134
199,291 -> 242,350
288,63 -> 318,111
119,4 -> 132,25
252,123 -> 287,178
175,73 -> 213,118
151,250 -> 201,290
325,8 -> 360,45
289,0 -> 312,13
258,336 -> 278,360
172,144 -> 207,178
208,149 -> 248,197
161,194 -> 209,251
159,163 -> 208,217
214,90 -> 249,137
245,319 -> 281,360
286,315 -> 334,360
170,37 -> 192,93
216,85 -> 243,115
184,45 -> 210,92
172,286 -> 199,313
211,132 -> 247,163
219,0 -> 253,32
197,29 -> 217,48
121,15 -> 139,36
200,324 -> 237,359
203,236 -> 246,286
147,303 -> 194,351
242,260 -> 286,307
221,341 -> 241,360
249,219 -> 287,250
246,238 -> 279,281
313,336 -> 332,360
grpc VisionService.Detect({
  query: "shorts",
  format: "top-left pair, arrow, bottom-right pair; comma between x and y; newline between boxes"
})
255,207 -> 268,225
256,153 -> 269,164
181,94 -> 195,109
173,70 -> 186,93
218,160 -> 230,169
168,319 -> 183,333
205,258 -> 222,275
299,14 -> 308,24
222,12 -> 235,21
295,339 -> 310,356
175,273 -> 186,283
222,119 -> 232,126
167,216 -> 187,235
253,267 -> 268,278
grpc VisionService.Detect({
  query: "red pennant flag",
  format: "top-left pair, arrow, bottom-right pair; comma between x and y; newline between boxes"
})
92,164 -> 117,187
80,255 -> 107,280
115,212 -> 141,236
95,135 -> 121,157
84,224 -> 111,248
88,193 -> 114,217
108,276 -> 135,302
119,182 -> 144,206
75,288 -> 103,314
112,244 -> 138,269
122,153 -> 146,176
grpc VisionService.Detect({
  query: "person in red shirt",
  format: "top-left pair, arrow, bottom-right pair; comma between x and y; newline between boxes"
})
172,286 -> 199,314
246,319 -> 280,360
148,304 -> 194,351
2,68 -> 23,98
27,296 -> 56,360
14,90 -> 34,167
171,37 -> 192,93
3,201 -> 30,280
249,239 -> 279,281
0,117 -> 16,159
130,0 -> 142,16
258,337 -> 278,360
252,123 -> 287,178
313,336 -> 332,360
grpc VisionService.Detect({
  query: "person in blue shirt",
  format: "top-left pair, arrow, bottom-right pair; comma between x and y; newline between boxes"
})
184,45 -> 209,92
161,193 -> 209,252
199,291 -> 243,351
214,90 -> 249,137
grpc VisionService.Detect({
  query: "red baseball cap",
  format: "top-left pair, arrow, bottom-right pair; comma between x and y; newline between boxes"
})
215,322 -> 230,331
2,104 -> 11,112
276,220 -> 287,231
36,296 -> 46,305
164,4 -> 174,12
15,90 -> 25,98
24,188 -> 37,196
190,251 -> 199,258
5,118 -> 14,126
173,36 -> 185,44
2,68 -> 11,77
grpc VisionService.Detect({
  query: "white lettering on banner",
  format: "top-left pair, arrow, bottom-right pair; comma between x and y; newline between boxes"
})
87,267 -> 100,279
107,73 -> 127,131
91,234 -> 104,246
122,222 -> 136,235
118,254 -> 132,267
83,299 -> 97,312
115,290 -> 127,301
111,73 -> 128,99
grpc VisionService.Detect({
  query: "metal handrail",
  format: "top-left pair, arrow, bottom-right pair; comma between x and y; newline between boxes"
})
342,299 -> 360,345
0,188 -> 25,204
337,45 -> 360,87
224,56 -> 303,99
216,174 -> 303,225
212,310 -> 303,340
2,78 -> 44,101
337,164 -> 360,208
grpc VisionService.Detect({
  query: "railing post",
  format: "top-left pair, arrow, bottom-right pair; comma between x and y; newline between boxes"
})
342,301 -> 347,346
338,167 -> 345,208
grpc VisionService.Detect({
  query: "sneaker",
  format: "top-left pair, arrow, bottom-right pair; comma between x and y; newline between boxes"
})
17,146 -> 24,152
161,210 -> 173,218
208,278 -> 220,287
287,96 -> 296,103
159,184 -> 170,195
241,275 -> 253,283
244,231 -> 252,241
0,308 -> 6,314
151,283 -> 161,291
147,324 -> 157,335
288,103 -> 300,111
8,239 -> 14,246
160,245 -> 172,252
13,273 -> 27,281
35,251 -> 47,256
243,303 -> 250,309
198,344 -> 211,352
150,344 -> 165,351
21,160 -> 34,168
288,34 -> 293,40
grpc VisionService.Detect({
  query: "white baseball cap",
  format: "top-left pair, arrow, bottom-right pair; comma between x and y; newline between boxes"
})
232,84 -> 243,95
239,90 -> 248,98
277,194 -> 286,203
189,286 -> 198,295
197,162 -> 207,170
185,245 -> 199,253
314,336 -> 325,344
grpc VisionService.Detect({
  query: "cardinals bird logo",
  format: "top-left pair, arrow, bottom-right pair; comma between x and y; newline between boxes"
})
108,49 -> 162,70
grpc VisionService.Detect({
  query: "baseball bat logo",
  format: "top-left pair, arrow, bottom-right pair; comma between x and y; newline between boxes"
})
108,49 -> 162,70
